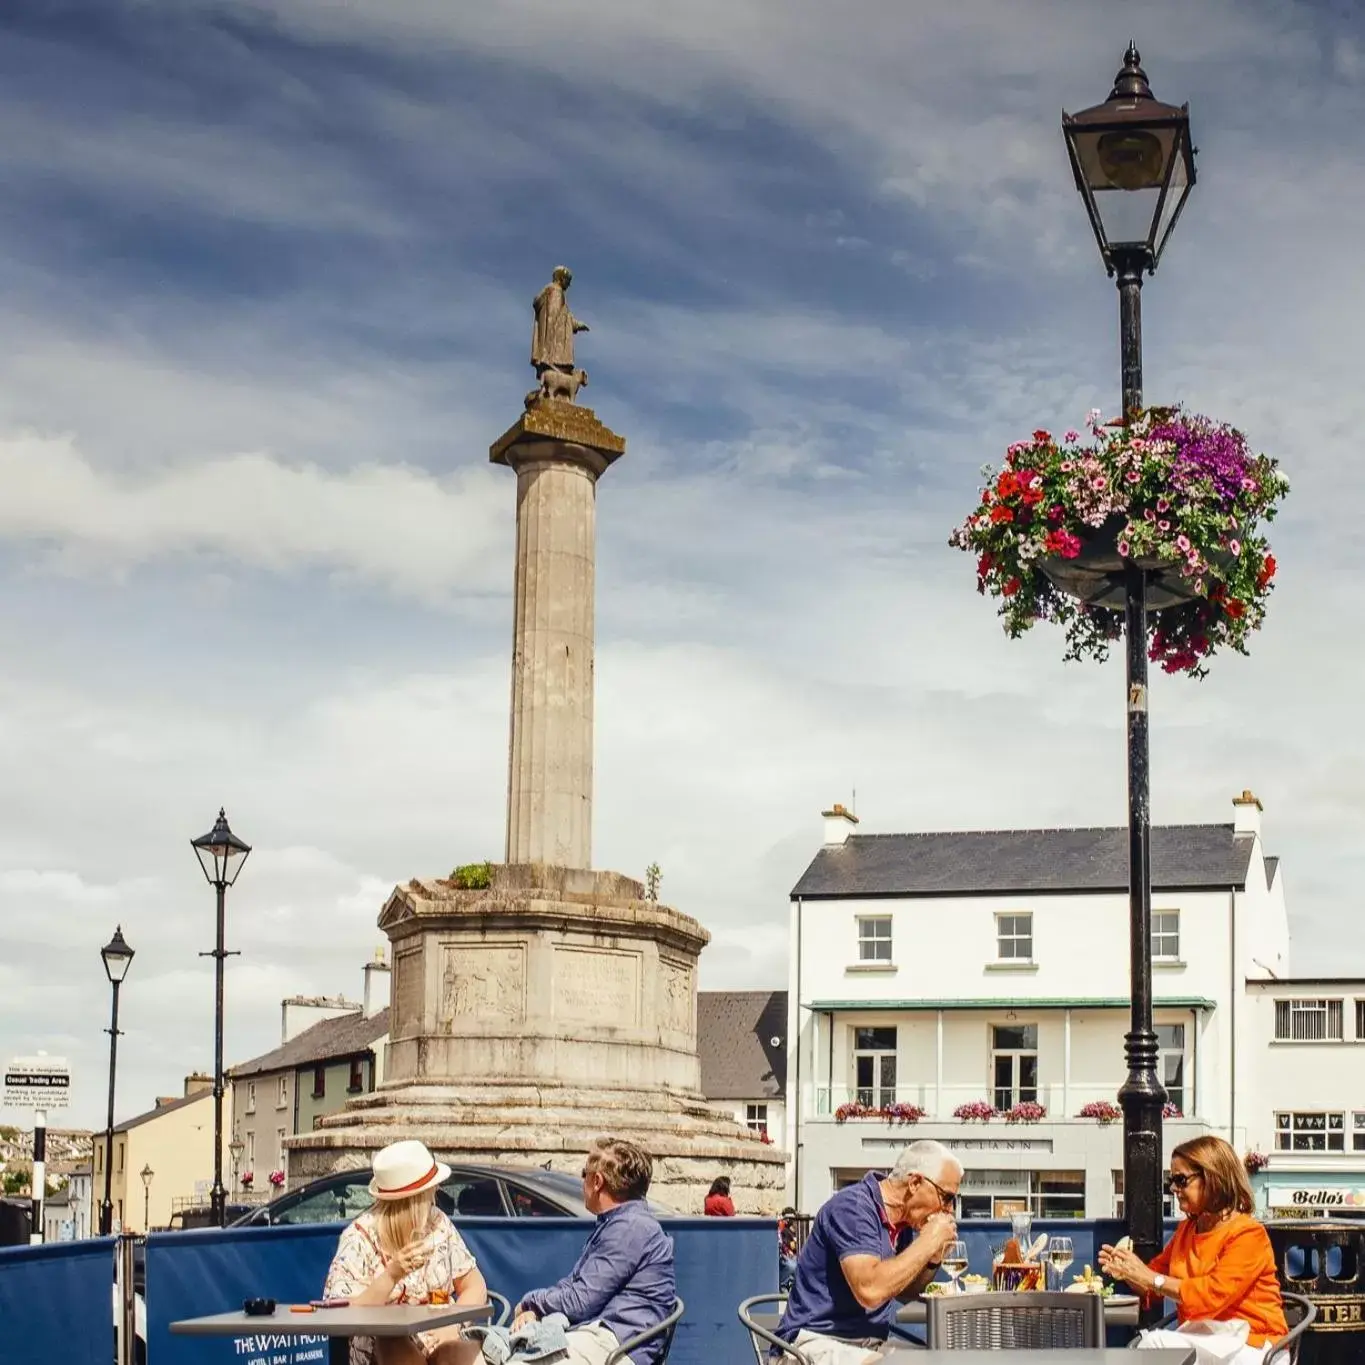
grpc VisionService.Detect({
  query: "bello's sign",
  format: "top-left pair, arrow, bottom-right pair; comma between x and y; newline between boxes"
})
1276,1188 -> 1365,1209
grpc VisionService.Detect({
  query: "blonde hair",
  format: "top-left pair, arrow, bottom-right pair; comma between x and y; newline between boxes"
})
587,1137 -> 653,1201
373,1189 -> 436,1257
1171,1135 -> 1255,1216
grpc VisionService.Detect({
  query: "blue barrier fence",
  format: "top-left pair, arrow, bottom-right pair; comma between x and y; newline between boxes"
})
0,1216 -> 1182,1365
0,1235 -> 118,1365
146,1217 -> 777,1365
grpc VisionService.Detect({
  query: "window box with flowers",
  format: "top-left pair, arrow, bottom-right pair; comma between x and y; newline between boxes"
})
1244,1151 -> 1269,1175
1078,1101 -> 1122,1125
950,408 -> 1287,680
953,1101 -> 998,1123
1163,1102 -> 1183,1119
1004,1101 -> 1047,1124
834,1101 -> 926,1125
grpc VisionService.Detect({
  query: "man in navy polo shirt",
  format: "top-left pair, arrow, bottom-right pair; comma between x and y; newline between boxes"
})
777,1140 -> 962,1365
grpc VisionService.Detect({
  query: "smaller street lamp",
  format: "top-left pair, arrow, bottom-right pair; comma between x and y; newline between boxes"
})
99,926 -> 135,1236
228,1135 -> 244,1189
191,808 -> 251,1227
140,1164 -> 154,1232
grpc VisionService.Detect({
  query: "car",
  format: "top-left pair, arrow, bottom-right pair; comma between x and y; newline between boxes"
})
228,1162 -> 672,1227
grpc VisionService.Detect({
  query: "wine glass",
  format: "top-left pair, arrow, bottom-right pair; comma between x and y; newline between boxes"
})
941,1240 -> 969,1293
1048,1235 -> 1074,1291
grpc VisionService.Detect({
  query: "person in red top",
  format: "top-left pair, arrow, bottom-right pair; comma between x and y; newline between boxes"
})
1100,1135 -> 1287,1363
704,1176 -> 735,1216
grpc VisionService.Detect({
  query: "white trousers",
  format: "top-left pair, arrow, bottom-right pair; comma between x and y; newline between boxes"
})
790,1330 -> 891,1365
1137,1328 -> 1268,1365
562,1323 -> 624,1365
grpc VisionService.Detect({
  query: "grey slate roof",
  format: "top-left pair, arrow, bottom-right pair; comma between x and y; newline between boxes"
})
697,990 -> 787,1099
113,1088 -> 211,1134
791,824 -> 1257,899
228,1007 -> 389,1080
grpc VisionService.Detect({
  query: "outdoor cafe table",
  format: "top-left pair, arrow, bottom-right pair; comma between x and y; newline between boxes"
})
882,1352 -> 1193,1365
171,1302 -> 492,1350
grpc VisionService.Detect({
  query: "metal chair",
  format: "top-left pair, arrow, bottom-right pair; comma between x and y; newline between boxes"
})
738,1295 -> 809,1365
486,1290 -> 513,1327
1127,1290 -> 1316,1364
927,1290 -> 1105,1350
605,1296 -> 685,1365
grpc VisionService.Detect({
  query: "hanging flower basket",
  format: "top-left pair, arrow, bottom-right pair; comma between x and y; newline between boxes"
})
240,1170 -> 254,1189
1004,1101 -> 1047,1124
268,1169 -> 286,1188
1078,1101 -> 1122,1124
1163,1102 -> 1183,1120
949,408 -> 1288,678
1244,1150 -> 1270,1174
953,1100 -> 997,1123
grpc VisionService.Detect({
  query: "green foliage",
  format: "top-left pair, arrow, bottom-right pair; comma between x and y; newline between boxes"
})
3,1169 -> 28,1194
449,861 -> 493,890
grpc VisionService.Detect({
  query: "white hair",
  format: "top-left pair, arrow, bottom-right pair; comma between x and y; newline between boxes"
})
889,1140 -> 962,1184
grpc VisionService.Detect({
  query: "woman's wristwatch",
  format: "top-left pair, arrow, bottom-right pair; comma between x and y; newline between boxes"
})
1153,1273 -> 1167,1294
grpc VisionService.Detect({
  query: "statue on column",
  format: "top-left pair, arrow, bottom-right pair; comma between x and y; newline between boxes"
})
529,266 -> 590,407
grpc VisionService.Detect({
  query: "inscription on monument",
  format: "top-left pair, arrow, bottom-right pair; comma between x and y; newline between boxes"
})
553,947 -> 640,1027
393,948 -> 424,1035
440,945 -> 526,1027
660,959 -> 693,1034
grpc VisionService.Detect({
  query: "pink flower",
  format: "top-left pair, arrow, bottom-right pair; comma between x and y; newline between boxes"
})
1229,539 -> 1241,555
1158,520 -> 1171,532
1060,460 -> 1074,472
1144,508 -> 1156,521
1118,540 -> 1131,556
1092,476 -> 1107,490
1156,498 -> 1170,513
1064,429 -> 1080,443
1176,535 -> 1191,552
1125,470 -> 1141,484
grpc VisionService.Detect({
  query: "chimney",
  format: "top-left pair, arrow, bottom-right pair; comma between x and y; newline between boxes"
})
822,802 -> 860,846
184,1073 -> 213,1097
1232,789 -> 1262,837
363,947 -> 391,1018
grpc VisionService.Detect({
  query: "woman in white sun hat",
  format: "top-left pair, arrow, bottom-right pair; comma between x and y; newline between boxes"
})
323,1139 -> 487,1365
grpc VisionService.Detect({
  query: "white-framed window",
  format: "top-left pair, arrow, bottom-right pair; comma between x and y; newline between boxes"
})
276,1076 -> 289,1107
246,1082 -> 256,1114
245,1132 -> 255,1166
1275,1110 -> 1345,1152
1274,999 -> 1344,1042
853,1027 -> 897,1108
996,913 -> 1033,961
857,916 -> 893,963
1354,1113 -> 1365,1153
1157,1023 -> 1186,1113
1356,1000 -> 1365,1040
991,1024 -> 1038,1110
1151,910 -> 1180,960
745,1103 -> 769,1137
277,1127 -> 287,1164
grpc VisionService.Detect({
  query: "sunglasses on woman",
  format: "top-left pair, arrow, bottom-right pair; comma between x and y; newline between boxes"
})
1165,1171 -> 1203,1192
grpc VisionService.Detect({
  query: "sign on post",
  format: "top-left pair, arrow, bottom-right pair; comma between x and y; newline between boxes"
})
3,1056 -> 70,1108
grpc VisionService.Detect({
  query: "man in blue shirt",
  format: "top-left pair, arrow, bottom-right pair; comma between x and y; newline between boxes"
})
515,1137 -> 675,1365
778,1140 -> 962,1364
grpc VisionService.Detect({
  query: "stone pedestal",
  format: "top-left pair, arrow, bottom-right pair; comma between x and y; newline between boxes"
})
289,865 -> 787,1211
491,402 -> 624,870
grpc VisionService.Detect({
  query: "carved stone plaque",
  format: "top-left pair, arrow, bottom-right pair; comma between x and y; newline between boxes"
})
660,959 -> 693,1034
553,947 -> 640,1027
439,945 -> 526,1028
393,947 -> 423,1034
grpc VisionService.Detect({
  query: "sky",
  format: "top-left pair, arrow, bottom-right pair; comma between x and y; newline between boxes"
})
2,0 -> 1364,1131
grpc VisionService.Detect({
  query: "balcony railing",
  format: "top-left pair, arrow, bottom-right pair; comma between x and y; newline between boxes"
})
809,1081 -> 1196,1121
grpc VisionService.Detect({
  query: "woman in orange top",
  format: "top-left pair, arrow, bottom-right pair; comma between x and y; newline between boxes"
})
1100,1135 -> 1286,1362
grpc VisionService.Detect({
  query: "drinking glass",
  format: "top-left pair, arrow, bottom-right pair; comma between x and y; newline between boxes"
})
1048,1235 -> 1074,1291
941,1240 -> 969,1293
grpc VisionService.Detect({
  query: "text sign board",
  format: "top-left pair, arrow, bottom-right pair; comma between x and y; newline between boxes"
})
4,1056 -> 70,1109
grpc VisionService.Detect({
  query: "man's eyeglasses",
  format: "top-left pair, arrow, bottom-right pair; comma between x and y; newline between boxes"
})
1165,1171 -> 1202,1193
921,1174 -> 959,1210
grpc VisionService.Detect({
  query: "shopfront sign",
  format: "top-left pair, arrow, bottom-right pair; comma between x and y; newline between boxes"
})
1267,1185 -> 1365,1213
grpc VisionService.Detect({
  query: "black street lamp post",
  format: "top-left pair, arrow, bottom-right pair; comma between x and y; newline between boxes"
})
140,1164 -> 154,1232
99,926 -> 135,1236
1059,44 -> 1196,1272
191,808 -> 251,1228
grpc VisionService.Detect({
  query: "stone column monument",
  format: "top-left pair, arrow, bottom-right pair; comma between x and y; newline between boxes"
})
290,269 -> 786,1210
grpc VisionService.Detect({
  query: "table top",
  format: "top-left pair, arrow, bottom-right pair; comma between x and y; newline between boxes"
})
170,1302 -> 491,1338
883,1352 -> 1192,1365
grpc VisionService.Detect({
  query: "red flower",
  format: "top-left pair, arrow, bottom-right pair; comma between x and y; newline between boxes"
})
1257,554 -> 1277,589
1002,576 -> 1022,596
1224,599 -> 1245,620
1021,485 -> 1044,506
1043,529 -> 1082,559
996,471 -> 1020,499
1032,429 -> 1051,444
990,505 -> 1015,524
1048,504 -> 1065,522
977,553 -> 994,576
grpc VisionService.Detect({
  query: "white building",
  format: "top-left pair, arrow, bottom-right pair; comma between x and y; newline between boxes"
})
783,792 -> 1321,1217
698,990 -> 788,1150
